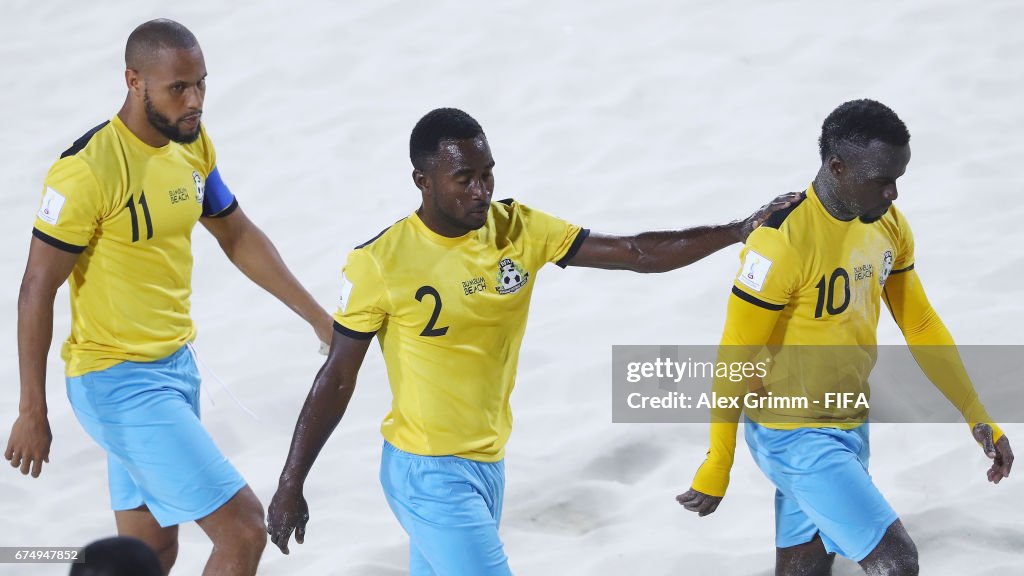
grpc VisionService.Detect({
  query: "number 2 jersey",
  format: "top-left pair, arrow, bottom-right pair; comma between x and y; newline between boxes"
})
32,115 -> 236,377
333,200 -> 588,462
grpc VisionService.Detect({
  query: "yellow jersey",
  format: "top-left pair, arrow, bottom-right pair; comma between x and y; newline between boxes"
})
692,184 -> 1000,497
333,200 -> 587,462
33,115 -> 236,377
731,183 -> 914,425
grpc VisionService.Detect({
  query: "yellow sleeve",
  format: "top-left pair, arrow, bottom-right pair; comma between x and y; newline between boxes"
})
516,202 -> 588,268
332,248 -> 390,339
882,268 -> 1003,443
33,156 -> 105,251
691,228 -> 797,497
691,297 -> 781,496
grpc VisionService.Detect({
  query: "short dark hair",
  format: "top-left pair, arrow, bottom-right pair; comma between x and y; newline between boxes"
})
818,99 -> 910,161
410,108 -> 485,170
69,537 -> 162,576
125,19 -> 199,71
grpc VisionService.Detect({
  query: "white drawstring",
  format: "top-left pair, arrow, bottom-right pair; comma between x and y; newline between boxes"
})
186,341 -> 261,422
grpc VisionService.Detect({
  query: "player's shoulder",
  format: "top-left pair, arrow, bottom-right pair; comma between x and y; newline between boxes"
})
49,119 -> 125,186
58,120 -> 113,160
352,216 -> 411,252
489,197 -> 564,230
746,192 -> 807,251
762,191 -> 809,231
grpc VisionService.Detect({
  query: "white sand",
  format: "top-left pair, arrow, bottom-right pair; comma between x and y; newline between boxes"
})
1,1 -> 1022,574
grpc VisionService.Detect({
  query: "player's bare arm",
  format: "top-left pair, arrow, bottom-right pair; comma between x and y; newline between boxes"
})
201,206 -> 334,345
5,238 -> 80,477
565,192 -> 802,272
267,332 -> 372,554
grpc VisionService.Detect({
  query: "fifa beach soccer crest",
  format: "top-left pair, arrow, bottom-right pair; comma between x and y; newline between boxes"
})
193,170 -> 205,205
879,249 -> 894,286
496,258 -> 529,295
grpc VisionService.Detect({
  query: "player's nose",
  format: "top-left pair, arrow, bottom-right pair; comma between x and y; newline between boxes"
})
468,177 -> 489,200
882,184 -> 898,202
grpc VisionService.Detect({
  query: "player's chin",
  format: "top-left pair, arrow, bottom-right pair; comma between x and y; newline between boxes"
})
463,210 -> 489,229
171,122 -> 202,144
859,206 -> 890,224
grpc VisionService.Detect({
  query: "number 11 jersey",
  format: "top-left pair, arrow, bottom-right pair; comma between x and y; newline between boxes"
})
32,115 -> 236,377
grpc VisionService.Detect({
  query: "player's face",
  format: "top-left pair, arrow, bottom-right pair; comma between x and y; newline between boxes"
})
835,140 -> 910,224
419,136 -> 495,234
141,46 -> 207,144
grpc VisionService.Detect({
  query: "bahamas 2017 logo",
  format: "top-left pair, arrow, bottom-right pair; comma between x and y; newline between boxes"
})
495,258 -> 529,295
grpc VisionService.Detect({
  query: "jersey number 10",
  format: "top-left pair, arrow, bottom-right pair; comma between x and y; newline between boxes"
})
814,268 -> 850,319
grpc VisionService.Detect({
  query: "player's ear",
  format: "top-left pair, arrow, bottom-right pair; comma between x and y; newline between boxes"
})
125,68 -> 144,98
828,154 -> 844,178
412,169 -> 431,196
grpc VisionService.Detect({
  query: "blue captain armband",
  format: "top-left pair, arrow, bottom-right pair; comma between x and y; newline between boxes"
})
202,167 -> 238,218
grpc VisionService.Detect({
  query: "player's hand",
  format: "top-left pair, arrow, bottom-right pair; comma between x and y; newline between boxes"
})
973,423 -> 1013,484
676,487 -> 723,517
4,411 -> 52,478
267,483 -> 310,554
738,191 -> 804,242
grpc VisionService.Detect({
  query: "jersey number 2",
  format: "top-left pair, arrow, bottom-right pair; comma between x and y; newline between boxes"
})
415,286 -> 449,337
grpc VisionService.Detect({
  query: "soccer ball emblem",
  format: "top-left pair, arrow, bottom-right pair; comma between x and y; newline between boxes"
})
495,258 -> 528,295
500,261 -> 521,286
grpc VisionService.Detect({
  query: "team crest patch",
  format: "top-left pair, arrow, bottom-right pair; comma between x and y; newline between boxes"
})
495,258 -> 528,295
193,171 -> 205,205
737,249 -> 772,292
879,250 -> 894,286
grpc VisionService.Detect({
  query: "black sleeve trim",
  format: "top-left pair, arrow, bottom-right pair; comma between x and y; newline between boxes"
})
731,285 -> 785,311
763,192 -> 806,229
32,228 -> 86,254
60,121 -> 110,158
890,263 -> 914,275
205,198 -> 239,219
333,320 -> 376,340
355,217 -> 407,249
555,228 -> 591,268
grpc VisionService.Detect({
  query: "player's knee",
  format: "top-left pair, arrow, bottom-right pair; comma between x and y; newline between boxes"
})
153,539 -> 178,574
233,491 -> 268,555
862,522 -> 918,576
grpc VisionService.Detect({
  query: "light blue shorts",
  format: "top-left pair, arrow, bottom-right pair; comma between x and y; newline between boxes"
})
745,420 -> 899,561
66,345 -> 246,528
380,441 -> 512,576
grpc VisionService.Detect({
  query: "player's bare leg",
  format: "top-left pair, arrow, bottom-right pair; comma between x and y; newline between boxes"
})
858,520 -> 918,576
776,533 -> 835,576
195,486 -> 267,576
115,505 -> 179,575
